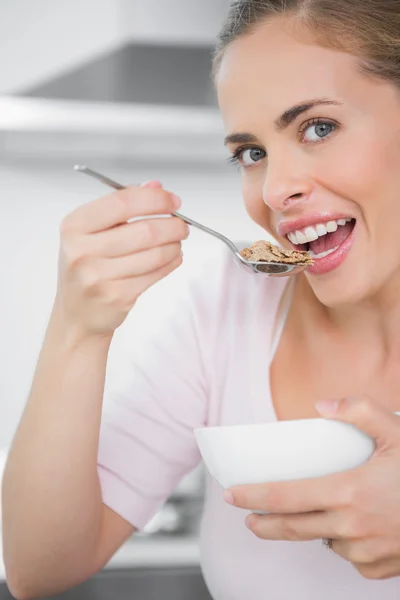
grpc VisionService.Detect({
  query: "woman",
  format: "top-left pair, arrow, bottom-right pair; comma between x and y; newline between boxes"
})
3,0 -> 400,598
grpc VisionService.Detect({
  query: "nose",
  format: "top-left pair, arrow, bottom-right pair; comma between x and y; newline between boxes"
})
262,157 -> 314,212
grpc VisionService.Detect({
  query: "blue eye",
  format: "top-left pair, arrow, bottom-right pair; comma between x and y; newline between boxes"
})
229,146 -> 266,169
302,119 -> 336,143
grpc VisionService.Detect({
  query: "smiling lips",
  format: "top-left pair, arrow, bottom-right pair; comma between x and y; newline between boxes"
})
280,216 -> 356,260
287,217 -> 352,244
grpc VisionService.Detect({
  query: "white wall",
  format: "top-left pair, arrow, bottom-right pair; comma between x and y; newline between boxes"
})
123,0 -> 230,45
0,0 -> 230,95
0,0 -> 129,95
0,159 -> 264,448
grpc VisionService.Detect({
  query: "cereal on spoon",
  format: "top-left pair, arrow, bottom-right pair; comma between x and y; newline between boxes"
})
240,240 -> 314,266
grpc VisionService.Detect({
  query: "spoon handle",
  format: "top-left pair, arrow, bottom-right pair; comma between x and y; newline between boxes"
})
74,166 -> 239,255
173,212 -> 239,253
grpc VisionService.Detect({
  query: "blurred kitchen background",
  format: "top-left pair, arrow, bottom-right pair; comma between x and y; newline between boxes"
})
0,1 -> 266,597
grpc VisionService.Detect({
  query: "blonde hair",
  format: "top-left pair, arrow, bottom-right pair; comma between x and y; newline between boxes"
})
213,0 -> 400,86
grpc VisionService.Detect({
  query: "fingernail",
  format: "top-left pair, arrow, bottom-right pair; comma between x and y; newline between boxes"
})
315,399 -> 341,414
223,490 -> 235,505
140,180 -> 162,188
172,193 -> 182,208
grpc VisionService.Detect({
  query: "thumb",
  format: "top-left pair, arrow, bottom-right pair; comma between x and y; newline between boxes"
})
315,396 -> 400,450
140,180 -> 163,189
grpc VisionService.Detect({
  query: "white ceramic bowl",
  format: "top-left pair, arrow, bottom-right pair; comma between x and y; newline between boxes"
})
194,418 -> 375,490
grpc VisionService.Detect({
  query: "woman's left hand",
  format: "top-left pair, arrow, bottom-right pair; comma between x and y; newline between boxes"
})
223,397 -> 400,580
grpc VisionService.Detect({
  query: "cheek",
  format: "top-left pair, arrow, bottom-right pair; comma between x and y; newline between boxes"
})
319,129 -> 400,217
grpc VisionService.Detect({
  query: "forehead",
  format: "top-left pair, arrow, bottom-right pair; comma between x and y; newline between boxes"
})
216,18 -> 361,129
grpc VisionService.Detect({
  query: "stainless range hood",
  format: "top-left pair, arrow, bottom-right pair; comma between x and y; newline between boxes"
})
0,43 -> 226,163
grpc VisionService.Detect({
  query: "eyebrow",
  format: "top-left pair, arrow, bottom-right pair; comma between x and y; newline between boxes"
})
224,132 -> 259,146
275,98 -> 342,130
224,98 -> 342,146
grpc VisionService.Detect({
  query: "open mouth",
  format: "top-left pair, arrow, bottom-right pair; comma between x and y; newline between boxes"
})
286,218 -> 356,259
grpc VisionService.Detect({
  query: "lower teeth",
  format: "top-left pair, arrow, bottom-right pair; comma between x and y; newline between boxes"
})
309,246 -> 339,259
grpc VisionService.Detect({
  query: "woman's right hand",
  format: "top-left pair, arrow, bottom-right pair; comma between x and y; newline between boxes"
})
56,180 -> 188,338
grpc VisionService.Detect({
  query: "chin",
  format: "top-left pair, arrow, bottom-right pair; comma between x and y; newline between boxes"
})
305,272 -> 369,308
304,256 -> 393,308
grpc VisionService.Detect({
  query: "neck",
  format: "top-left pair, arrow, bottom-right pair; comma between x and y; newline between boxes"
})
298,273 -> 400,360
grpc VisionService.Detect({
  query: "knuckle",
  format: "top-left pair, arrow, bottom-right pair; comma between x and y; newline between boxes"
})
172,218 -> 189,239
345,513 -> 370,539
281,520 -> 301,542
157,189 -> 175,209
181,223 -> 190,240
161,252 -> 182,275
121,289 -> 138,312
81,267 -> 102,292
356,397 -> 374,419
171,251 -> 183,268
168,242 -> 182,258
249,518 -> 265,539
63,242 -> 88,270
101,284 -> 121,307
341,480 -> 361,508
141,219 -> 158,246
113,190 -> 131,220
168,253 -> 183,272
163,245 -> 180,265
138,187 -> 174,211
152,245 -> 169,266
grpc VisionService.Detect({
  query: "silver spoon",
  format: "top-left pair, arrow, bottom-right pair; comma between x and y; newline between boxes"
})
73,165 -> 307,276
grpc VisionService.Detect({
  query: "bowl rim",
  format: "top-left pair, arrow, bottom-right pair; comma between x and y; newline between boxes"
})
194,411 -> 400,436
193,416 -> 348,435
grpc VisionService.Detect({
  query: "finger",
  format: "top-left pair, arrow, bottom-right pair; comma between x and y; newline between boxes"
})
90,217 -> 189,258
107,243 -> 182,279
244,511 -> 338,542
132,253 -> 183,297
354,557 -> 400,580
225,470 -> 353,513
141,180 -> 163,189
101,253 -> 183,315
315,396 -> 400,450
63,186 -> 181,234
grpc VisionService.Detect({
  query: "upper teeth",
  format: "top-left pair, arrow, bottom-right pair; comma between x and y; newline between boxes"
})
287,218 -> 352,245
